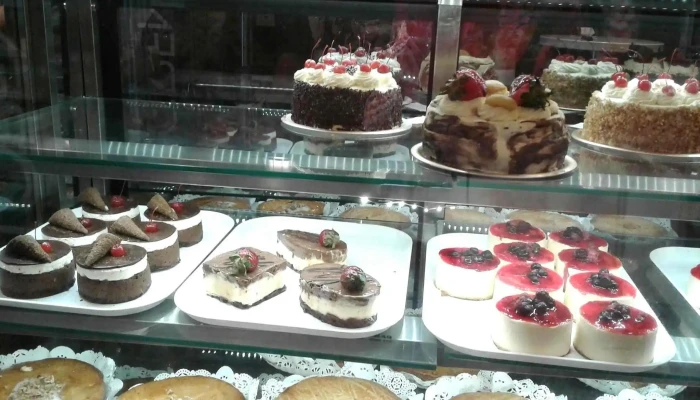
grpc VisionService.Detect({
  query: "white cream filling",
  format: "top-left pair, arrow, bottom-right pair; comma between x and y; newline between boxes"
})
77,257 -> 147,281
82,206 -> 140,222
276,241 -> 332,271
204,272 -> 285,306
300,290 -> 377,320
686,274 -> 700,308
122,230 -> 178,252
42,228 -> 107,247
492,310 -> 572,357
434,260 -> 497,300
142,212 -> 202,231
0,252 -> 73,275
574,316 -> 656,364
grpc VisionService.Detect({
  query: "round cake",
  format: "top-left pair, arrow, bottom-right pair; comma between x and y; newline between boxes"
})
278,376 -> 399,400
41,208 -> 107,247
143,194 -> 203,247
493,242 -> 555,270
108,216 -> 180,272
487,220 -> 547,251
435,247 -> 500,300
565,270 -> 637,320
541,56 -> 618,109
556,248 -> 622,278
493,262 -> 564,301
0,358 -> 105,400
547,227 -> 609,259
118,376 -> 244,400
423,70 -> 568,175
79,187 -> 139,226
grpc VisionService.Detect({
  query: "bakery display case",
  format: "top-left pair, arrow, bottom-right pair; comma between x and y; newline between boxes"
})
0,0 -> 700,399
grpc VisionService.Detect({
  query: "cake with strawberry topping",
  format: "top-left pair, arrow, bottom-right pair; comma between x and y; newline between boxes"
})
277,229 -> 347,272
547,227 -> 608,260
434,247 -> 500,300
108,216 -> 180,272
556,248 -> 623,278
686,264 -> 700,308
423,69 -> 567,175
203,247 -> 288,309
581,74 -> 700,154
41,208 -> 107,247
493,263 -> 564,301
79,187 -> 139,226
574,301 -> 657,364
492,291 -> 573,356
487,220 -> 547,251
541,55 -> 620,109
565,269 -> 637,320
142,194 -> 203,247
493,243 -> 555,270
292,55 -> 402,132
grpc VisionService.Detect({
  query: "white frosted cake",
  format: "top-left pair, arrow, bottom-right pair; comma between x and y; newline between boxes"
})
434,247 -> 500,300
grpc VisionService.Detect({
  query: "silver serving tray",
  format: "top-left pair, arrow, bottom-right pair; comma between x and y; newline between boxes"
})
281,114 -> 412,141
410,143 -> 577,180
571,129 -> 700,163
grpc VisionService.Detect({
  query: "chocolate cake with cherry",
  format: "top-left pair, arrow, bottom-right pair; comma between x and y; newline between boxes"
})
75,233 -> 150,304
565,269 -> 637,320
108,216 -> 180,272
493,263 -> 564,301
143,194 -> 203,247
79,187 -> 139,226
41,208 -> 107,247
0,236 -> 75,299
300,264 -> 380,328
487,220 -> 547,251
493,242 -> 555,270
434,247 -> 500,300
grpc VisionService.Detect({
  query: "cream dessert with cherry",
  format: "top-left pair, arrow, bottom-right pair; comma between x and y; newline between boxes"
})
488,220 -> 547,251
565,269 -> 637,320
686,264 -> 700,308
492,291 -> 573,356
435,247 -> 500,300
557,248 -> 622,278
493,263 -> 564,301
547,226 -> 608,261
493,242 -> 555,270
574,301 -> 657,364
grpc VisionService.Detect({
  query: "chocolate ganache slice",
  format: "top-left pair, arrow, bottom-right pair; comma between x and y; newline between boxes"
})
300,263 -> 380,328
277,229 -> 347,272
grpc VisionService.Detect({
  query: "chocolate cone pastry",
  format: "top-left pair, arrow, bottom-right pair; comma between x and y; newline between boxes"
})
109,216 -> 149,241
48,209 -> 88,235
5,236 -> 52,263
78,187 -> 108,211
82,233 -> 121,266
147,194 -> 178,220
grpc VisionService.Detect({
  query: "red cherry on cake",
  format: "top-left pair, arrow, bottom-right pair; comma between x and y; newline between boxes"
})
658,72 -> 673,79
377,64 -> 391,74
110,196 -> 126,208
80,218 -> 93,228
614,76 -> 628,88
611,71 -> 626,81
110,244 -> 126,258
338,46 -> 349,54
370,60 -> 381,69
662,85 -> 676,97
687,81 -> 699,94
314,64 -> 326,70
359,64 -> 371,73
333,65 -> 347,74
685,78 -> 698,85
323,58 -> 336,66
342,59 -> 357,66
638,79 -> 651,92
636,73 -> 649,80
40,241 -> 53,254
170,202 -> 184,213
327,47 -> 337,54
304,59 -> 316,68
355,49 -> 366,58
376,51 -> 387,59
144,222 -> 159,233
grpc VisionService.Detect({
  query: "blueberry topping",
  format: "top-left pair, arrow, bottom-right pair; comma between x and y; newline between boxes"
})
506,220 -> 533,234
526,263 -> 549,284
508,243 -> 542,261
482,250 -> 494,260
574,248 -> 601,263
530,263 -> 543,270
469,247 -> 479,254
514,291 -> 556,316
574,249 -> 588,261
588,269 -> 618,291
456,248 -> 492,265
598,301 -> 631,324
562,226 -> 584,241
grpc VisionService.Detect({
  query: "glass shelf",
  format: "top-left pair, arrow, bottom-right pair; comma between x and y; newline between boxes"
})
0,97 -> 699,220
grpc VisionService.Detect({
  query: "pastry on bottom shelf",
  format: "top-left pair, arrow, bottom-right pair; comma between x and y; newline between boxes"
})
109,216 -> 180,272
78,186 -> 140,226
574,301 -> 657,364
434,247 -> 499,300
591,215 -> 669,238
203,247 -> 287,309
492,292 -> 573,356
75,233 -> 151,304
493,263 -> 564,301
143,194 -> 203,247
0,236 -> 75,299
565,269 -> 637,320
444,208 -> 495,226
507,210 -> 583,232
339,207 -> 411,230
300,264 -> 380,328
278,376 -> 399,400
0,359 -> 106,400
487,220 -> 547,250
277,229 -> 347,272
686,264 -> 700,307
258,199 -> 325,215
41,208 -> 107,247
118,376 -> 244,400
493,242 -> 555,270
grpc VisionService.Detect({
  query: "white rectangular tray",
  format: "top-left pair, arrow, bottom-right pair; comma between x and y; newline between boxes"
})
175,216 -> 413,338
0,206 -> 234,316
422,233 -> 676,373
651,246 -> 700,315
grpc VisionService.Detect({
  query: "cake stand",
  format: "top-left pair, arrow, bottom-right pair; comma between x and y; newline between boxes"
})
281,114 -> 412,141
571,129 -> 700,163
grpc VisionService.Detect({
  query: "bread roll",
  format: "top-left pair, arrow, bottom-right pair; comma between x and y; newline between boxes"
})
278,376 -> 399,400
118,376 -> 244,400
339,207 -> 411,230
507,210 -> 583,232
591,215 -> 668,237
0,359 -> 106,400
258,200 -> 325,215
444,209 -> 495,225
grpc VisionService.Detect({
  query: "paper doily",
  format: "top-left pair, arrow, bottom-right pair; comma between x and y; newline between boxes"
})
329,203 -> 419,224
0,346 -> 123,400
424,371 -> 567,400
259,353 -> 342,377
580,379 -> 686,397
259,362 -> 422,400
115,365 -> 171,380
595,389 -> 675,400
153,367 -> 258,400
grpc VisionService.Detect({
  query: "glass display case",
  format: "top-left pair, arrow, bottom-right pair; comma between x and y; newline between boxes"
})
0,0 -> 699,398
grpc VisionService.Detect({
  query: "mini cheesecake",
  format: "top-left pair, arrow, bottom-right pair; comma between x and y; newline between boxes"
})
488,220 -> 547,251
79,187 -> 139,226
493,242 -> 555,270
687,265 -> 700,308
493,263 -> 564,301
109,216 -> 180,272
0,236 -> 75,299
41,208 -> 107,247
203,247 -> 288,309
277,229 -> 347,272
300,263 -> 380,328
492,292 -> 573,357
143,194 -> 203,247
547,226 -> 609,260
557,248 -> 623,278
565,269 -> 637,321
434,247 -> 500,300
574,301 -> 657,364
75,233 -> 151,304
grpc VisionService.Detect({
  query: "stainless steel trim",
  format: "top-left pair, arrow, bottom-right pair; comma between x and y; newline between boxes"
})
431,1 -> 462,99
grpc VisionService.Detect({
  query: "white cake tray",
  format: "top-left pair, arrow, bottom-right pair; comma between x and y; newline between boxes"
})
175,216 -> 412,338
651,246 -> 700,316
281,114 -> 412,141
0,206 -> 234,316
422,233 -> 676,373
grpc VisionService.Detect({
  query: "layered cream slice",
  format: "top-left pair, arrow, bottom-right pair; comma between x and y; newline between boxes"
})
556,248 -> 622,279
488,220 -> 547,251
277,229 -> 347,272
574,301 -> 657,364
565,269 -> 637,320
493,242 -> 555,270
492,291 -> 573,356
686,264 -> 700,308
547,226 -> 608,261
434,247 -> 500,300
493,263 -> 564,301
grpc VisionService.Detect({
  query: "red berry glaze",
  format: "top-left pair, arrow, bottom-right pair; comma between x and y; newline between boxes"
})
144,222 -> 158,233
40,242 -> 53,254
110,196 -> 126,208
110,244 -> 126,258
489,221 -> 546,242
569,271 -> 637,298
614,76 -> 628,88
558,249 -> 622,275
580,301 -> 657,335
638,79 -> 652,92
377,64 -> 391,74
497,294 -> 572,327
304,59 -> 316,68
370,61 -> 381,69
438,247 -> 500,272
687,81 -> 699,94
494,242 -> 554,265
80,218 -> 93,228
170,202 -> 184,214
359,64 -> 371,73
333,65 -> 346,74
658,72 -> 673,79
662,85 -> 676,97
549,229 -> 607,249
497,263 -> 563,292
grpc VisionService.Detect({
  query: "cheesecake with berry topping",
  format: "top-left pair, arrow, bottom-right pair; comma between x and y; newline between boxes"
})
108,216 -> 180,272
547,227 -> 609,261
493,263 -> 564,301
686,264 -> 700,308
581,75 -> 700,154
423,69 -> 568,175
574,301 -> 657,364
0,236 -> 75,299
565,269 -> 637,320
203,248 -> 288,309
142,194 -> 203,247
434,247 -> 500,300
556,248 -> 623,278
292,55 -> 402,131
493,242 -> 555,270
300,263 -> 380,328
541,55 -> 620,109
78,187 -> 139,226
492,292 -> 573,356
277,229 -> 347,272
74,233 -> 150,304
487,220 -> 547,251
41,208 -> 107,247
